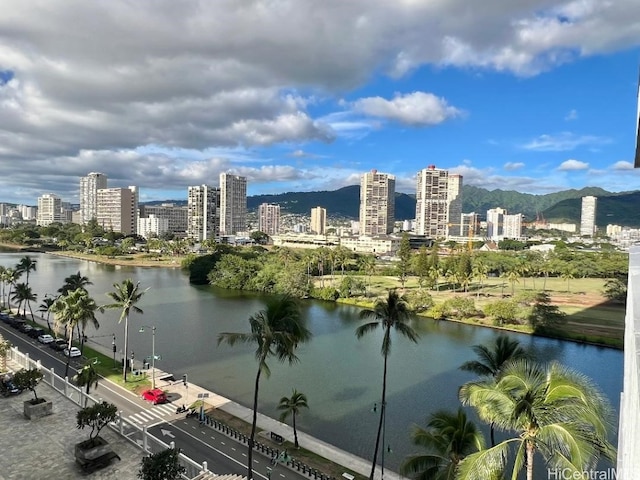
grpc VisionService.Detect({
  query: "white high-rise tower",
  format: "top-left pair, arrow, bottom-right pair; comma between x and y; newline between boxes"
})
80,172 -> 107,224
415,165 -> 463,238
580,196 -> 598,237
359,170 -> 395,235
219,173 -> 247,236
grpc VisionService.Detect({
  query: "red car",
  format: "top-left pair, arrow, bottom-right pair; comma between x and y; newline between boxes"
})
141,388 -> 168,405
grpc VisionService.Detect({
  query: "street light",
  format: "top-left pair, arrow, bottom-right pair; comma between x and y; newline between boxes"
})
139,325 -> 157,389
111,334 -> 117,370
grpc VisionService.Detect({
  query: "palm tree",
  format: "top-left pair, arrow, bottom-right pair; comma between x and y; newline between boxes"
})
38,295 -> 57,334
458,360 -> 616,480
11,282 -> 36,319
356,289 -> 419,480
277,389 -> 309,449
459,334 -> 528,446
75,291 -> 99,354
58,271 -> 93,296
16,255 -> 37,289
400,408 -> 485,480
51,289 -> 87,377
74,361 -> 99,406
218,296 -> 312,480
472,261 -> 488,299
4,268 -> 20,311
101,279 -> 147,382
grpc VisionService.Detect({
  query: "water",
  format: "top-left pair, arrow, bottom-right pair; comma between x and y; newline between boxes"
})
0,252 -> 623,472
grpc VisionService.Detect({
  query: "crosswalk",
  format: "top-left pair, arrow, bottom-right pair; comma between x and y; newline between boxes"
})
127,402 -> 178,425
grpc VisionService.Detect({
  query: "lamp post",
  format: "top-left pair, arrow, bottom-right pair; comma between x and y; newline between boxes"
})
139,325 -> 156,389
111,334 -> 117,370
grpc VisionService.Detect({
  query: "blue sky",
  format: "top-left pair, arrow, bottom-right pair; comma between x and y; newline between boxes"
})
0,1 -> 639,205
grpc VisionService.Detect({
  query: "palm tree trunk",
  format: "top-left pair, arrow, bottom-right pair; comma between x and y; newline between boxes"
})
293,412 -> 299,448
369,352 -> 388,480
64,326 -> 73,378
526,440 -> 534,480
248,364 -> 263,480
123,316 -> 129,382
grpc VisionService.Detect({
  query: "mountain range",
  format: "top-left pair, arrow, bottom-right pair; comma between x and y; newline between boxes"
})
147,185 -> 640,227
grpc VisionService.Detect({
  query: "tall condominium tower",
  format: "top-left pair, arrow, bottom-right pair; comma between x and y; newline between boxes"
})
219,173 -> 247,236
187,185 -> 220,241
96,186 -> 138,235
503,213 -> 523,240
359,170 -> 395,235
580,196 -> 598,237
80,172 -> 108,224
258,203 -> 280,236
310,206 -> 327,235
415,165 -> 462,238
37,193 -> 63,226
486,207 -> 507,240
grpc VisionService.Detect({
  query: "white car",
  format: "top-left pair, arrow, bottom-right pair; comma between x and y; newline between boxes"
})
37,334 -> 54,344
63,347 -> 81,358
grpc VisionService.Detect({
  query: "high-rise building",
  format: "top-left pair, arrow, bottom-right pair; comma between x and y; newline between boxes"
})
187,185 -> 220,241
503,213 -> 523,240
37,194 -> 63,226
580,196 -> 598,237
415,165 -> 463,238
359,170 -> 395,235
137,215 -> 170,239
310,206 -> 327,235
219,173 -> 247,235
486,207 -> 507,240
139,203 -> 188,237
96,186 -> 138,235
258,203 -> 280,236
80,172 -> 108,224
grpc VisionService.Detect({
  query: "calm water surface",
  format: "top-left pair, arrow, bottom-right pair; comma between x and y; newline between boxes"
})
0,252 -> 623,472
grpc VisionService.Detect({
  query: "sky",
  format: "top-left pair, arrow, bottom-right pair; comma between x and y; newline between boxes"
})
1,0 -> 640,206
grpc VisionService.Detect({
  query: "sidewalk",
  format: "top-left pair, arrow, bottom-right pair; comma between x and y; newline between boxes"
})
158,374 -> 402,480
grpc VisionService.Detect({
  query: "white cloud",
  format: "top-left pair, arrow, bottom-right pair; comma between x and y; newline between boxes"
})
558,159 -> 589,170
522,132 -> 611,151
564,109 -> 578,121
504,162 -> 525,171
612,160 -> 634,170
352,92 -> 462,126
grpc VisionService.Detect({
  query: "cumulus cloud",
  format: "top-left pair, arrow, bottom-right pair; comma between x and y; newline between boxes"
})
352,91 -> 462,126
612,160 -> 634,170
522,132 -> 611,151
558,159 -> 589,170
504,162 -> 525,171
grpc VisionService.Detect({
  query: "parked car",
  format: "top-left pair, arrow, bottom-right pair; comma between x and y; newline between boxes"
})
19,324 -> 33,334
63,347 -> 82,358
141,388 -> 168,405
50,339 -> 67,351
10,319 -> 26,329
38,334 -> 54,344
28,327 -> 45,339
1,375 -> 22,397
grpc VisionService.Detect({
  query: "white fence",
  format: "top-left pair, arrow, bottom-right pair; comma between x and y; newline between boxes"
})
8,346 -> 210,479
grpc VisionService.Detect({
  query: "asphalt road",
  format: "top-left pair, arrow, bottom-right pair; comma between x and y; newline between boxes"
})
1,320 -> 309,479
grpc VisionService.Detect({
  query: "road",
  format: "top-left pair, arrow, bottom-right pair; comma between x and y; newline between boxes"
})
1,320 -> 307,480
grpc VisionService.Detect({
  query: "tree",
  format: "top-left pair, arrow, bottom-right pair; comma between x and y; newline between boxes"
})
38,295 -> 57,334
218,296 -> 312,480
101,279 -> 147,382
76,401 -> 118,448
400,408 -> 485,480
459,335 -> 528,446
16,255 -> 37,289
472,260 -> 488,299
3,267 -> 19,310
11,282 -> 36,319
74,361 -> 100,404
458,360 -> 616,480
277,389 -> 309,449
357,254 -> 377,295
356,289 -> 419,480
58,271 -> 93,296
138,448 -> 186,480
397,233 -> 412,288
413,246 -> 432,290
52,289 -> 87,377
603,277 -> 627,304
13,368 -> 44,403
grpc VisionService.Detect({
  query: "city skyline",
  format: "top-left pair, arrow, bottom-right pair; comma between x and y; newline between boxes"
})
0,2 -> 639,205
